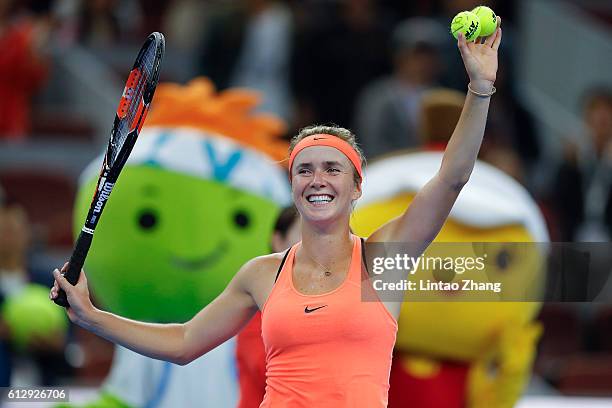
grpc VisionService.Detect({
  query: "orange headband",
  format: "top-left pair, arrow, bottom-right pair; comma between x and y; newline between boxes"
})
288,134 -> 363,181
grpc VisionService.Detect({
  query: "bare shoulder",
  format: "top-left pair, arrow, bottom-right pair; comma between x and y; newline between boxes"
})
236,252 -> 288,310
240,252 -> 285,277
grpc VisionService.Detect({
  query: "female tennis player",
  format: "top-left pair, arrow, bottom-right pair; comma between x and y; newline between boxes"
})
51,21 -> 502,407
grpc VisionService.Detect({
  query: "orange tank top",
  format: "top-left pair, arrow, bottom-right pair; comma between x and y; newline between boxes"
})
260,236 -> 398,408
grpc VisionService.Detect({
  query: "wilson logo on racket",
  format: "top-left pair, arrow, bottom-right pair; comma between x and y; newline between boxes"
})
117,68 -> 142,119
93,182 -> 115,214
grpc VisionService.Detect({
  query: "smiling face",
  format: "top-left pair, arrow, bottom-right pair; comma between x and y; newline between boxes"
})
74,165 -> 281,322
291,146 -> 361,225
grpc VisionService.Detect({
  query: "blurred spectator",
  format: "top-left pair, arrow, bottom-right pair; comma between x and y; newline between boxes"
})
418,87 -> 463,147
380,0 -> 437,19
163,0 -> 210,51
76,0 -> 143,46
137,0 -> 169,39
291,0 -> 392,130
76,0 -> 120,46
198,0 -> 294,121
0,0 -> 52,140
353,17 -> 446,159
480,147 -> 524,182
551,87 -> 612,242
0,205 -> 31,293
0,203 -> 69,386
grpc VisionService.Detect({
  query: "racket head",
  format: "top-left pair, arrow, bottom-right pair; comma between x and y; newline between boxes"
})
53,33 -> 165,307
87,32 -> 165,230
108,32 -> 165,172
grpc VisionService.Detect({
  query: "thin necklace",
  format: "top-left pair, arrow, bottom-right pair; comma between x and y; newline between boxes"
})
302,248 -> 332,277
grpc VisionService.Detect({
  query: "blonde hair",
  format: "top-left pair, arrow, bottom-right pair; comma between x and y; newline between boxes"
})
289,125 -> 366,185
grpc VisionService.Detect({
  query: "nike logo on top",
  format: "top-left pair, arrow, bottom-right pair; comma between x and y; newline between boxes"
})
313,137 -> 327,140
304,305 -> 328,313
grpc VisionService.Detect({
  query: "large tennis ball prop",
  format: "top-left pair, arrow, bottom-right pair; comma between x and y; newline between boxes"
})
75,129 -> 290,323
1,284 -> 68,350
472,6 -> 497,37
451,11 -> 481,42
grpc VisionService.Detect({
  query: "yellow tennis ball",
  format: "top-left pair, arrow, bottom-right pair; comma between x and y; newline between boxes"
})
450,11 -> 481,42
472,5 -> 497,37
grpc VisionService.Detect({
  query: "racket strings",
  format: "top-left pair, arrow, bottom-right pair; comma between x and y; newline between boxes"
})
110,42 -> 158,166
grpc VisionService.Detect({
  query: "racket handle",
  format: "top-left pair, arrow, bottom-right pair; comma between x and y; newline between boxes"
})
54,230 -> 93,307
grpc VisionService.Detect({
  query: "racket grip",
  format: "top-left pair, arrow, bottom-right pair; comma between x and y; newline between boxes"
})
54,231 -> 93,307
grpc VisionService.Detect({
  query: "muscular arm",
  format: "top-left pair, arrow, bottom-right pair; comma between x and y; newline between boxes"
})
368,90 -> 492,249
85,309 -> 188,365
181,259 -> 260,364
52,258 -> 262,365
368,22 -> 502,253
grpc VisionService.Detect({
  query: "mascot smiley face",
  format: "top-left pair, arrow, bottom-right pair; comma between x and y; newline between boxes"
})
74,79 -> 290,323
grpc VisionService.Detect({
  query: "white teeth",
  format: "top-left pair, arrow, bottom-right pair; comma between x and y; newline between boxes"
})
307,194 -> 333,203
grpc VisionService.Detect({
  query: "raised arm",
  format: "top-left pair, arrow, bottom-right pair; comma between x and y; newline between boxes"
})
50,258 -> 260,365
368,18 -> 502,250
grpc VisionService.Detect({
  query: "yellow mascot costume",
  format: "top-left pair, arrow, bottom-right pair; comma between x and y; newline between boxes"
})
351,89 -> 548,408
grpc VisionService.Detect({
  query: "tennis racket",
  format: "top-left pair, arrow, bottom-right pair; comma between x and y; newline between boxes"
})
54,32 -> 165,307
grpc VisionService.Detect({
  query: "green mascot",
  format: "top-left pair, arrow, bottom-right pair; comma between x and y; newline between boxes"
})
68,78 -> 290,407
